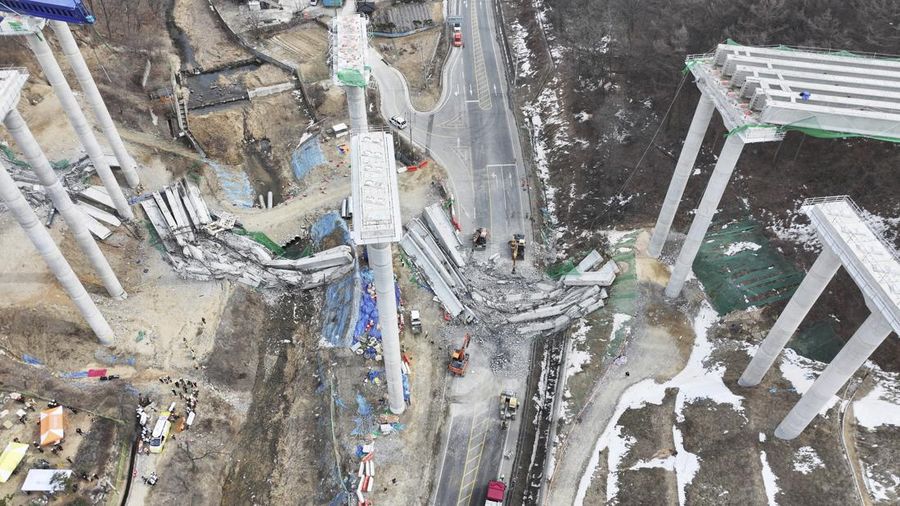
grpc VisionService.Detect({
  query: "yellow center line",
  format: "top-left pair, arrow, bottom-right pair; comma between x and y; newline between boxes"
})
456,414 -> 492,506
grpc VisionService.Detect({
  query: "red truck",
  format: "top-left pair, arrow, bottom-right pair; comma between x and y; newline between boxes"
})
485,480 -> 506,505
453,31 -> 463,48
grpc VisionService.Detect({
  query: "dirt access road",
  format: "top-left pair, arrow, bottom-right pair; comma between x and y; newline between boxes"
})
544,233 -> 695,505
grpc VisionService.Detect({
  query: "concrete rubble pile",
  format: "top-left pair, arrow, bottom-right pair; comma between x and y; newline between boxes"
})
0,151 -> 124,241
465,249 -> 615,337
141,178 -> 354,289
400,202 -> 617,342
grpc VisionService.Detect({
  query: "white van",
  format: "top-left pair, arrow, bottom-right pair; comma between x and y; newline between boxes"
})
148,412 -> 172,454
389,115 -> 408,130
332,122 -> 350,138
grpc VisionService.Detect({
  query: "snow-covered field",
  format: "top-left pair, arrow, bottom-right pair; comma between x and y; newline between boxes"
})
574,302 -> 725,505
572,301 -> 900,505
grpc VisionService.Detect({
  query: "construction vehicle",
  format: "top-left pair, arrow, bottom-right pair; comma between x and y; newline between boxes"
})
509,233 -> 525,272
448,333 -> 471,376
485,479 -> 507,505
473,227 -> 488,250
410,310 -> 422,335
499,391 -> 519,428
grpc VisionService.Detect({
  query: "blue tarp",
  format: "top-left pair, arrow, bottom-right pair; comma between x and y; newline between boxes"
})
291,136 -> 326,181
322,273 -> 356,347
311,211 -> 352,246
23,354 -> 43,366
352,267 -> 403,348
94,349 -> 136,366
206,159 -> 255,208
60,371 -> 89,379
316,212 -> 357,346
352,392 -> 376,436
402,373 -> 410,402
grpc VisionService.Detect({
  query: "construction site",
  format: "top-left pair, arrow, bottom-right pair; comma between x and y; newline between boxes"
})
0,0 -> 897,505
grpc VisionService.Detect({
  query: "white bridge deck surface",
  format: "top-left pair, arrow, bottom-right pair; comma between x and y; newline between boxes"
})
802,196 -> 900,337
332,14 -> 368,84
687,44 -> 900,143
351,131 -> 402,245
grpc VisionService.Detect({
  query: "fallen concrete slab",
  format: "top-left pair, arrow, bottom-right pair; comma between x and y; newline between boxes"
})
81,211 -> 112,240
406,220 -> 460,290
562,262 -> 617,287
399,233 -> 465,317
79,185 -> 115,209
265,245 -> 353,272
77,201 -> 121,227
575,250 -> 603,272
423,203 -> 466,268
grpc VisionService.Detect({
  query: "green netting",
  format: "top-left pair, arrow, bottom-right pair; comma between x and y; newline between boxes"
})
726,123 -> 776,137
233,228 -> 285,256
1,144 -> 28,168
682,58 -> 704,75
693,220 -> 804,315
788,320 -> 845,363
336,69 -> 366,87
546,259 -> 576,280
777,125 -> 900,143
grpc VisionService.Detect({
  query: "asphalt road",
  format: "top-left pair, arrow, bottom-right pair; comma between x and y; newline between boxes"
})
370,0 -> 531,260
370,1 -> 531,503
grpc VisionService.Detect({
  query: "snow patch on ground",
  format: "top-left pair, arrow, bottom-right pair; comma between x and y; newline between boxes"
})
629,455 -> 675,471
567,319 -> 593,379
524,79 -> 574,229
853,372 -> 900,429
575,378 -> 667,505
724,241 -> 762,255
611,313 -> 632,339
769,211 -> 820,252
605,425 -> 636,502
671,304 -> 745,422
575,111 -> 592,122
865,465 -> 900,503
792,446 -> 824,474
860,208 -> 900,246
779,349 -> 840,416
673,425 -> 699,506
575,302 -> 745,504
759,450 -> 781,505
507,18 -> 535,79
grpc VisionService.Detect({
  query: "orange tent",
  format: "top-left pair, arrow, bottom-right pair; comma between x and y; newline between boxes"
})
39,406 -> 64,446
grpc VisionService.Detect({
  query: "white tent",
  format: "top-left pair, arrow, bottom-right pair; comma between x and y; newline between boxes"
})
21,469 -> 73,492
